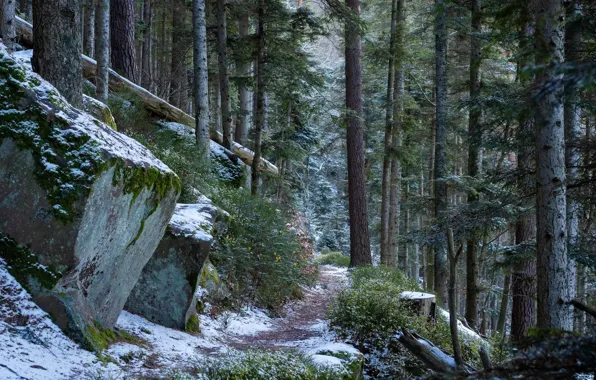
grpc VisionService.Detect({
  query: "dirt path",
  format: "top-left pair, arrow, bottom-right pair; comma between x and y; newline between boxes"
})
228,265 -> 348,350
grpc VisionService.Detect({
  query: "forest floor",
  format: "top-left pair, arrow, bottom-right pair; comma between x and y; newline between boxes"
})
0,263 -> 355,379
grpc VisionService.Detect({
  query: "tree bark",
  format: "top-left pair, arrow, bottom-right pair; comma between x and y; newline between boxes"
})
345,0 -> 372,266
251,0 -> 266,196
564,0 -> 581,322
447,229 -> 463,368
534,0 -> 572,331
110,0 -> 137,82
380,0 -> 398,265
433,0 -> 448,306
465,0 -> 482,329
496,270 -> 511,336
235,11 -> 251,145
140,0 -> 153,90
217,0 -> 232,149
396,328 -> 459,373
83,0 -> 95,58
169,0 -> 189,112
1,0 -> 17,51
31,0 -> 82,107
193,0 -> 209,160
95,0 -> 109,103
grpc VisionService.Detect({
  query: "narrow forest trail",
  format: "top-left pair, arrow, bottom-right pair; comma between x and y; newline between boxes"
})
223,265 -> 349,351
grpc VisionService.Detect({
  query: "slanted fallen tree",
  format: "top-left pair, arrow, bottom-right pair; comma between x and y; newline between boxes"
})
14,16 -> 278,176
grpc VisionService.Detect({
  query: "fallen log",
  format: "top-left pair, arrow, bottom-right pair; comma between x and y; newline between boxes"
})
14,16 -> 278,176
395,328 -> 475,374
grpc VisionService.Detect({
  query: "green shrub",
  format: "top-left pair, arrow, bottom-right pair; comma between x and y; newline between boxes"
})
196,351 -> 349,380
316,251 -> 350,267
329,266 -> 485,378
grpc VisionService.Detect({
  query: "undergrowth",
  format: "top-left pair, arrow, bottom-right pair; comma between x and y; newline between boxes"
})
316,251 -> 350,267
109,95 -> 315,311
329,266 -> 487,378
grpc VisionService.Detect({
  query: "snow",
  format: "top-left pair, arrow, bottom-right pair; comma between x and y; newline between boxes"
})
222,307 -> 274,336
0,259 -> 120,380
310,354 -> 344,368
438,308 -> 483,340
169,203 -> 214,242
4,47 -> 173,175
400,291 -> 435,300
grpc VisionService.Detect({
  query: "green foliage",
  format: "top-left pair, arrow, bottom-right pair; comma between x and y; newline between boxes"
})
185,314 -> 201,334
196,351 -> 350,380
85,322 -> 145,352
329,266 -> 485,378
316,251 -> 350,267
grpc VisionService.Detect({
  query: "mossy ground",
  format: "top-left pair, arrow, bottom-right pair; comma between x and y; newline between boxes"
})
185,314 -> 201,334
85,322 -> 146,352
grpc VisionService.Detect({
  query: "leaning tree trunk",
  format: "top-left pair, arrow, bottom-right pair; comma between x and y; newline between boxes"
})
534,0 -> 572,330
95,0 -> 109,103
345,0 -> 372,266
250,0 -> 266,196
1,0 -> 17,51
193,0 -> 209,160
433,0 -> 448,306
140,0 -> 153,90
465,0 -> 482,329
110,0 -> 137,82
32,0 -> 82,107
217,0 -> 232,149
380,0 -> 398,265
564,0 -> 581,329
83,0 -> 95,57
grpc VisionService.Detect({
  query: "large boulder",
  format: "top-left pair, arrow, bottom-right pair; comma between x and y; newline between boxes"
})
0,45 -> 180,349
126,194 -> 227,331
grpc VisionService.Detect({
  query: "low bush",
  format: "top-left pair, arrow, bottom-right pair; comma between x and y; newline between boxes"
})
329,266 -> 485,378
316,251 -> 350,267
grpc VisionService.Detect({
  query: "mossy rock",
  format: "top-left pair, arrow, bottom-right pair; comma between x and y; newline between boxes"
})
185,314 -> 201,334
83,94 -> 118,131
0,45 -> 180,347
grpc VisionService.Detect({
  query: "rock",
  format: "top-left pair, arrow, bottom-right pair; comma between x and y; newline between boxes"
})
0,44 -> 180,350
126,197 -> 222,330
309,343 -> 365,379
82,95 -> 117,131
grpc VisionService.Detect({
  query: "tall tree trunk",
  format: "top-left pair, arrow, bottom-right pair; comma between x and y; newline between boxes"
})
426,107 -> 436,291
95,0 -> 109,103
447,229 -> 463,368
433,0 -> 448,306
110,0 -> 137,82
217,0 -> 232,149
193,0 -> 209,160
235,11 -> 251,145
496,271 -> 511,336
465,0 -> 482,329
380,0 -> 398,265
345,0 -> 371,266
83,0 -> 95,58
169,0 -> 189,111
534,0 -> 572,330
141,0 -> 153,90
250,0 -> 266,196
400,177 -> 410,272
1,0 -> 17,51
32,0 -> 82,107
564,0 -> 581,325
387,0 -> 405,269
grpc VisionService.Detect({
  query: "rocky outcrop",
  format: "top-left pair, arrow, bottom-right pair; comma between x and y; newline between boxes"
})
0,45 -> 180,350
126,194 -> 227,331
83,95 -> 118,131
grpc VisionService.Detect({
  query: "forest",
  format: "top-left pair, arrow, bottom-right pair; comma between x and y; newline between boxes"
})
0,0 -> 595,378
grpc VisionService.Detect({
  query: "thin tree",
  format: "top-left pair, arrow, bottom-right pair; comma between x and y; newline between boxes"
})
345,0 -> 372,266
32,0 -> 83,107
193,0 -> 210,160
95,0 -> 110,103
447,228 -> 463,367
140,0 -> 153,90
1,0 -> 17,51
380,0 -> 398,265
564,0 -> 581,329
110,0 -> 137,82
433,0 -> 448,305
251,0 -> 266,196
217,0 -> 232,149
387,0 -> 405,269
83,0 -> 95,58
534,0 -> 572,330
170,0 -> 189,111
465,0 -> 482,328
234,10 -> 251,145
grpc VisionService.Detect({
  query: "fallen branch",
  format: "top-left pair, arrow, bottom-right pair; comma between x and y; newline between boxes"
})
396,328 -> 459,373
564,298 -> 596,319
15,16 -> 278,175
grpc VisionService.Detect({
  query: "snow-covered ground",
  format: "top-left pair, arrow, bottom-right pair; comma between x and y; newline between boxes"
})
1,261 -> 356,379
